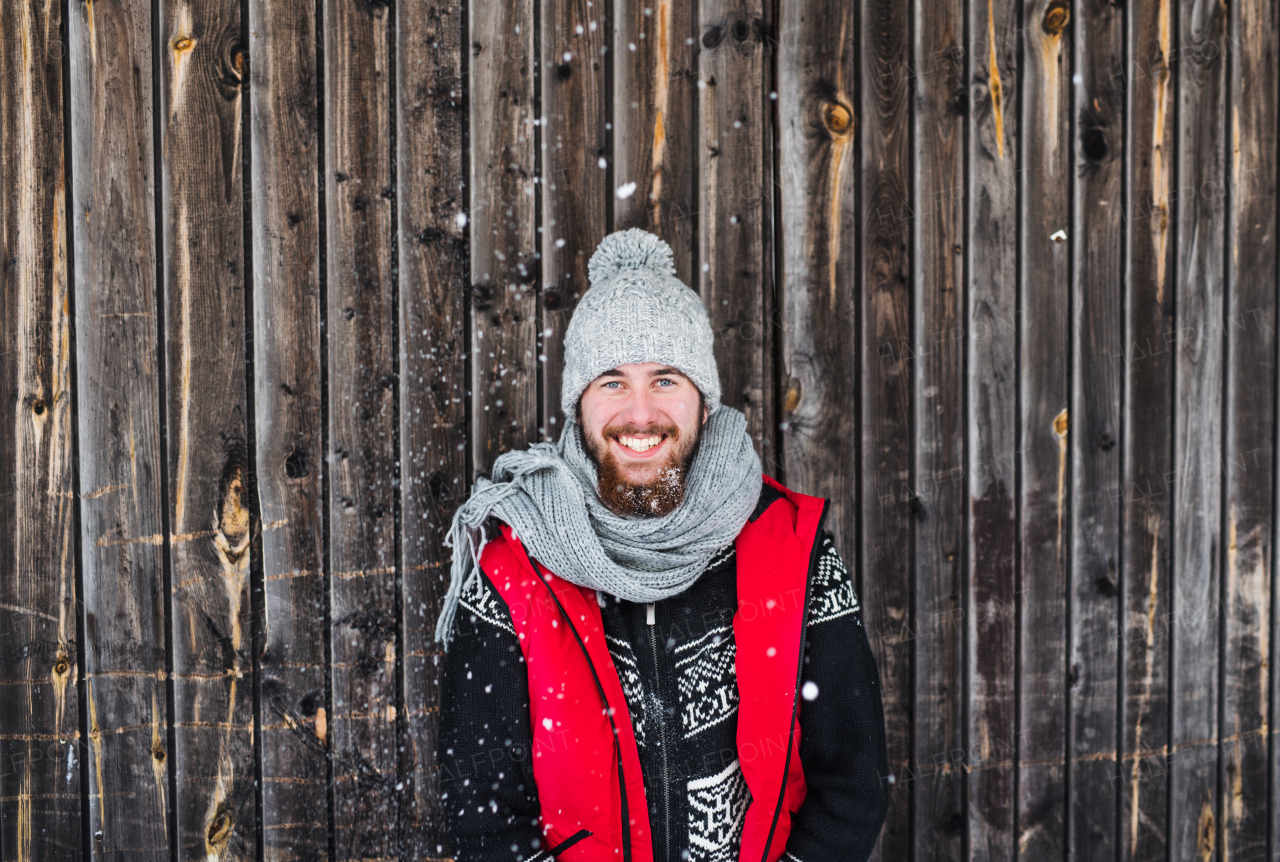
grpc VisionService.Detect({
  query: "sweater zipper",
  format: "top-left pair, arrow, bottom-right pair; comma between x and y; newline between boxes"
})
646,601 -> 672,862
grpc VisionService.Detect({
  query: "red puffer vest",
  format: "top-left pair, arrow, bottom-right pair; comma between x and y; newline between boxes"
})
478,476 -> 829,862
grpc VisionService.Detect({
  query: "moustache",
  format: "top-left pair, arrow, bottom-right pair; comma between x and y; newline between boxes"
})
600,423 -> 681,441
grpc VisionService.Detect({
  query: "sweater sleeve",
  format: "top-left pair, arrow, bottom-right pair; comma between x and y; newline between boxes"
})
438,569 -> 551,861
782,532 -> 890,862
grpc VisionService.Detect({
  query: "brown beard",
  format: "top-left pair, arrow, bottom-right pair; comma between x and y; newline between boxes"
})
582,419 -> 703,517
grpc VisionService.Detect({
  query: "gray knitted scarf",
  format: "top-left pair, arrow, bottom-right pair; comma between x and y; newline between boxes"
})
434,406 -> 762,647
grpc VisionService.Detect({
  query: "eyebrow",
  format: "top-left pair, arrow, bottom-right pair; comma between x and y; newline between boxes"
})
597,367 -> 687,379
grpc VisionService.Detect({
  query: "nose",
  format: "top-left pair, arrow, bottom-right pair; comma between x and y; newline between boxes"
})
616,384 -> 662,429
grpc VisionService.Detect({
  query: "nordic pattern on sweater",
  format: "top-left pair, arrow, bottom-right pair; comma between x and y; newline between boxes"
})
602,538 -> 860,862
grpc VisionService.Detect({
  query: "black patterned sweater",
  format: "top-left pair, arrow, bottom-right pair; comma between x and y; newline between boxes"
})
438,485 -> 890,862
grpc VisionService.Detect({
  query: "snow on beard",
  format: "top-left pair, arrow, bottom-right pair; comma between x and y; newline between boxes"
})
584,419 -> 704,517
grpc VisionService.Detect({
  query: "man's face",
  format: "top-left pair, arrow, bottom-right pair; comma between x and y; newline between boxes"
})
578,362 -> 709,516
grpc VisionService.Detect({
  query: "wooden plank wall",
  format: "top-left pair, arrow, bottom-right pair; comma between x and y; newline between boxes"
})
1,0 -> 1278,859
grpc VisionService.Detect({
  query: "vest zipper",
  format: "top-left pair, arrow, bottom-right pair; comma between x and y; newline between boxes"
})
647,600 -> 672,862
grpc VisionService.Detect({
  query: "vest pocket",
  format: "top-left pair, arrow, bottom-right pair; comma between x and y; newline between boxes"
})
547,828 -> 592,857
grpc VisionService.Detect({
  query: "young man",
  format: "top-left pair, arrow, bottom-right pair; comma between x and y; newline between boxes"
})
435,229 -> 888,862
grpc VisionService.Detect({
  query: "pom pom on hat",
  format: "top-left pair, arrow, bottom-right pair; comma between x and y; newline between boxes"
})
587,227 -> 677,282
561,229 -> 721,418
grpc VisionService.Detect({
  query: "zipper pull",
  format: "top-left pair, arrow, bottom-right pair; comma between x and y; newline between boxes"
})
645,602 -> 655,626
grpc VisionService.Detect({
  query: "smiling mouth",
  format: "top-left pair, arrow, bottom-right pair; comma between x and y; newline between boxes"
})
613,433 -> 668,454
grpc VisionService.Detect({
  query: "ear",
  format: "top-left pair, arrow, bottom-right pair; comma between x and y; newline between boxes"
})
701,403 -> 709,425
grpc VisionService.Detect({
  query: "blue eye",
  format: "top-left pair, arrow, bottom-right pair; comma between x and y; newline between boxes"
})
655,379 -> 674,387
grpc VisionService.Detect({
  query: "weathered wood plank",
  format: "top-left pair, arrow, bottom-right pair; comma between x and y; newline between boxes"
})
775,0 -> 857,562
158,2 -> 256,857
1068,0 -> 1123,858
858,0 -> 913,856
248,0 -> 332,856
323,0 -> 400,855
539,0 -> 607,433
965,0 -> 1020,857
0,0 -> 83,856
613,0 -> 699,286
1118,0 -> 1175,858
470,0 -> 537,474
698,0 -> 774,466
911,0 -> 966,854
1219,0 -> 1276,857
67,0 -> 172,855
1168,0 -> 1227,855
396,0 -> 468,853
1018,0 -> 1073,857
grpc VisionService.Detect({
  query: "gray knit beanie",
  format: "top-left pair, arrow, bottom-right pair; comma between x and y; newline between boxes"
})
561,228 -> 721,417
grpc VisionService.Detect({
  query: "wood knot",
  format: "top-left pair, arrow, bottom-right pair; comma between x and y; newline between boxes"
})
284,445 -> 309,479
823,102 -> 853,137
152,744 -> 166,764
427,471 -> 456,505
1198,801 -> 1215,858
215,455 -> 251,565
173,36 -> 194,52
205,802 -> 233,853
470,282 -> 494,311
1081,127 -> 1108,161
32,398 -> 46,415
1054,408 -> 1069,437
783,379 -> 802,414
53,660 -> 70,677
1042,1 -> 1069,36
416,226 -> 446,245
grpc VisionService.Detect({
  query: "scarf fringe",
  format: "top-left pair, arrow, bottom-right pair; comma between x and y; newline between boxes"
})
435,449 -> 563,648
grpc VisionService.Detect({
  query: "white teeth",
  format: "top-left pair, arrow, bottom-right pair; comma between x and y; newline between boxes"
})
618,435 -> 662,452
